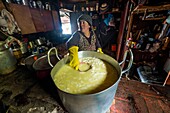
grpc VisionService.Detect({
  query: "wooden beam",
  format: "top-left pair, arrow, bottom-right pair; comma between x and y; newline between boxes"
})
116,1 -> 130,61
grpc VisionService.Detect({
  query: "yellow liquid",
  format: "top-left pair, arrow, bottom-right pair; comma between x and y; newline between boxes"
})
54,57 -> 118,94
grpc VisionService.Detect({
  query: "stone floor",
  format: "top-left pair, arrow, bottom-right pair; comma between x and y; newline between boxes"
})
0,66 -> 66,113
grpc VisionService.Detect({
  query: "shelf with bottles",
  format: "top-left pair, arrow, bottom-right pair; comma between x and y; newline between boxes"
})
126,33 -> 170,63
130,27 -> 169,58
5,0 -> 52,11
126,4 -> 170,42
126,9 -> 170,54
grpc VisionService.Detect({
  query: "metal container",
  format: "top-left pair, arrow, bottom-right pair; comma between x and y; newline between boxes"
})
33,54 -> 59,79
22,0 -> 29,5
13,48 -> 22,59
48,47 -> 133,113
21,54 -> 43,71
0,41 -> 17,75
35,38 -> 45,46
20,42 -> 28,54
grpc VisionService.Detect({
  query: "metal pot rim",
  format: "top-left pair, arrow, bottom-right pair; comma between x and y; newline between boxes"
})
51,51 -> 122,95
33,54 -> 59,71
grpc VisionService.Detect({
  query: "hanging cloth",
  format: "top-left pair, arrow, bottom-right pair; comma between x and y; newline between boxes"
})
0,9 -> 21,35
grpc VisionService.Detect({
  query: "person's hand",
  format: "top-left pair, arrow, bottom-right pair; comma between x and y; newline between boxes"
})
97,48 -> 103,53
69,46 -> 79,70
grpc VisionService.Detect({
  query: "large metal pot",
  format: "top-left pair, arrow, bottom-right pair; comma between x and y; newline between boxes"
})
0,41 -> 17,75
48,47 -> 133,113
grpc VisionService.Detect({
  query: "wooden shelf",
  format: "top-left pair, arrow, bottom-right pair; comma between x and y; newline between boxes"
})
133,4 -> 170,14
99,8 -> 120,15
144,16 -> 166,20
126,4 -> 170,42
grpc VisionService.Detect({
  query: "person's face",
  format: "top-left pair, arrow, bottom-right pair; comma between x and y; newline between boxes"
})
78,20 -> 90,33
109,18 -> 115,26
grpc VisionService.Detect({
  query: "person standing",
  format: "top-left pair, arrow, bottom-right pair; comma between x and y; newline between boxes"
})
66,14 -> 103,70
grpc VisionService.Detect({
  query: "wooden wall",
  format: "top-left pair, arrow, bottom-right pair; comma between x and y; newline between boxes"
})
0,1 -> 5,11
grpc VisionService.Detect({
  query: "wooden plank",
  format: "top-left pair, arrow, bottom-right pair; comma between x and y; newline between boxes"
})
52,10 -> 61,31
9,3 -> 36,34
143,96 -> 164,113
110,99 -> 134,113
112,78 -> 170,113
117,79 -> 160,98
124,79 -> 170,97
133,4 -> 170,14
132,95 -> 149,113
42,10 -> 54,31
116,1 -> 130,61
157,99 -> 170,113
30,8 -> 45,32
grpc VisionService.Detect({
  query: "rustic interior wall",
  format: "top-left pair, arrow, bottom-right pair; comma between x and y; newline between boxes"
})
0,0 -> 5,11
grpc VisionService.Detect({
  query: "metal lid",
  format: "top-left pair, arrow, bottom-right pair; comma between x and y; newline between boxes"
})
33,54 -> 59,70
0,41 -> 8,51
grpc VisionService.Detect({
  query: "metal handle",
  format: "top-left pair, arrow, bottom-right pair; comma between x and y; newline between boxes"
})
119,49 -> 133,74
5,36 -> 22,47
47,47 -> 60,67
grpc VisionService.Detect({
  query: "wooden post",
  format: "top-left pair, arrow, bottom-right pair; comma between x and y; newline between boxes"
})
163,71 -> 170,86
116,1 -> 130,61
